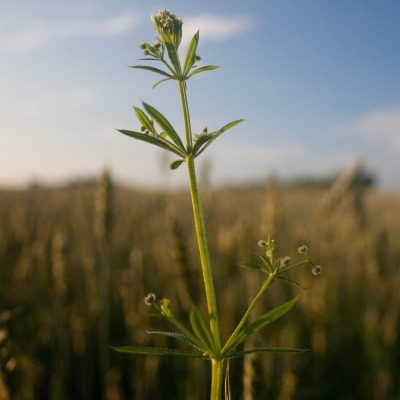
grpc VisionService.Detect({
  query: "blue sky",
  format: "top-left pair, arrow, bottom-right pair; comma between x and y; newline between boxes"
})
1,1 -> 400,189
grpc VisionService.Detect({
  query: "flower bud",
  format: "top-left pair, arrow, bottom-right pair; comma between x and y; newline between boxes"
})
144,293 -> 156,306
298,245 -> 308,254
160,298 -> 172,317
258,240 -> 268,248
312,265 -> 323,276
281,256 -> 291,267
151,10 -> 183,49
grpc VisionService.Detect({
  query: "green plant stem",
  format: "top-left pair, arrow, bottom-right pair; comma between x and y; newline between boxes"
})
223,274 -> 275,354
178,70 -> 222,400
178,80 -> 193,147
210,359 -> 224,400
186,156 -> 221,347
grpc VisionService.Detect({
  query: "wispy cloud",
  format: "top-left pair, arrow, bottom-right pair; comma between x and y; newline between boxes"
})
0,10 -> 138,53
182,14 -> 252,45
350,106 -> 400,150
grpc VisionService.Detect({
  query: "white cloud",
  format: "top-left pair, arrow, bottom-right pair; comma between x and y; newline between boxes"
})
350,106 -> 400,149
0,11 -> 138,53
182,14 -> 252,45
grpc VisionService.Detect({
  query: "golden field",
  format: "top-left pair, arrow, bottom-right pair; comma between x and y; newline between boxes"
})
0,168 -> 399,399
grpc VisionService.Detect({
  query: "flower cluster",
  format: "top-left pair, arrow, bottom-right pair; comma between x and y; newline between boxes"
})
151,9 -> 183,49
250,238 -> 323,277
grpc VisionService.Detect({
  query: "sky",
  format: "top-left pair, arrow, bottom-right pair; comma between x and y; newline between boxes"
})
1,1 -> 400,189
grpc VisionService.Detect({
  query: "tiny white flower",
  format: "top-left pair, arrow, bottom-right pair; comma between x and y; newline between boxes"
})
144,293 -> 156,306
312,265 -> 323,276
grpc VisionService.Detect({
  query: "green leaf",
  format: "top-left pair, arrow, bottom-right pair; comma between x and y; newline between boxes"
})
232,299 -> 297,352
117,129 -> 185,157
224,298 -> 298,354
170,159 -> 184,170
111,346 -> 206,358
136,58 -> 160,61
276,276 -> 306,290
164,41 -> 181,76
132,65 -> 174,78
189,307 -> 215,353
218,119 -> 245,134
192,133 -> 215,156
133,107 -> 157,135
147,331 -> 202,351
237,261 -> 265,272
258,254 -> 273,273
226,347 -> 308,359
153,77 -> 174,89
195,119 -> 244,157
188,65 -> 220,78
142,102 -> 185,151
183,31 -> 199,76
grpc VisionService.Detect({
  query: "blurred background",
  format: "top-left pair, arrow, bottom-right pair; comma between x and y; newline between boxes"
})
1,1 -> 400,399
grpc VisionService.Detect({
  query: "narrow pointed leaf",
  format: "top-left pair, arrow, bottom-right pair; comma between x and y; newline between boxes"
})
134,107 -> 157,135
188,65 -> 220,78
111,346 -> 206,358
192,133 -> 215,156
183,31 -> 199,76
170,159 -> 184,170
218,119 -> 245,134
237,261 -> 265,272
142,102 -> 185,151
117,129 -> 184,157
147,331 -> 203,351
226,347 -> 308,359
241,298 -> 297,337
225,298 -> 297,353
136,58 -> 160,61
189,307 -> 215,352
132,65 -> 174,78
258,254 -> 273,273
195,119 -> 244,157
153,77 -> 173,89
165,41 -> 180,75
276,276 -> 306,290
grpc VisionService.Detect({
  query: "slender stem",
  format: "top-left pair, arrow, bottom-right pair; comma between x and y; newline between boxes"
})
210,359 -> 224,400
177,77 -> 221,350
176,55 -> 222,400
222,274 -> 275,354
186,156 -> 221,348
178,80 -> 193,147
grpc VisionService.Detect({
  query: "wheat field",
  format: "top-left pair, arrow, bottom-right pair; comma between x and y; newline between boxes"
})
0,168 -> 399,399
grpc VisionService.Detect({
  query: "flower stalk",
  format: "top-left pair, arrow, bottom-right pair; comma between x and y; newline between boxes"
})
186,154 -> 221,349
